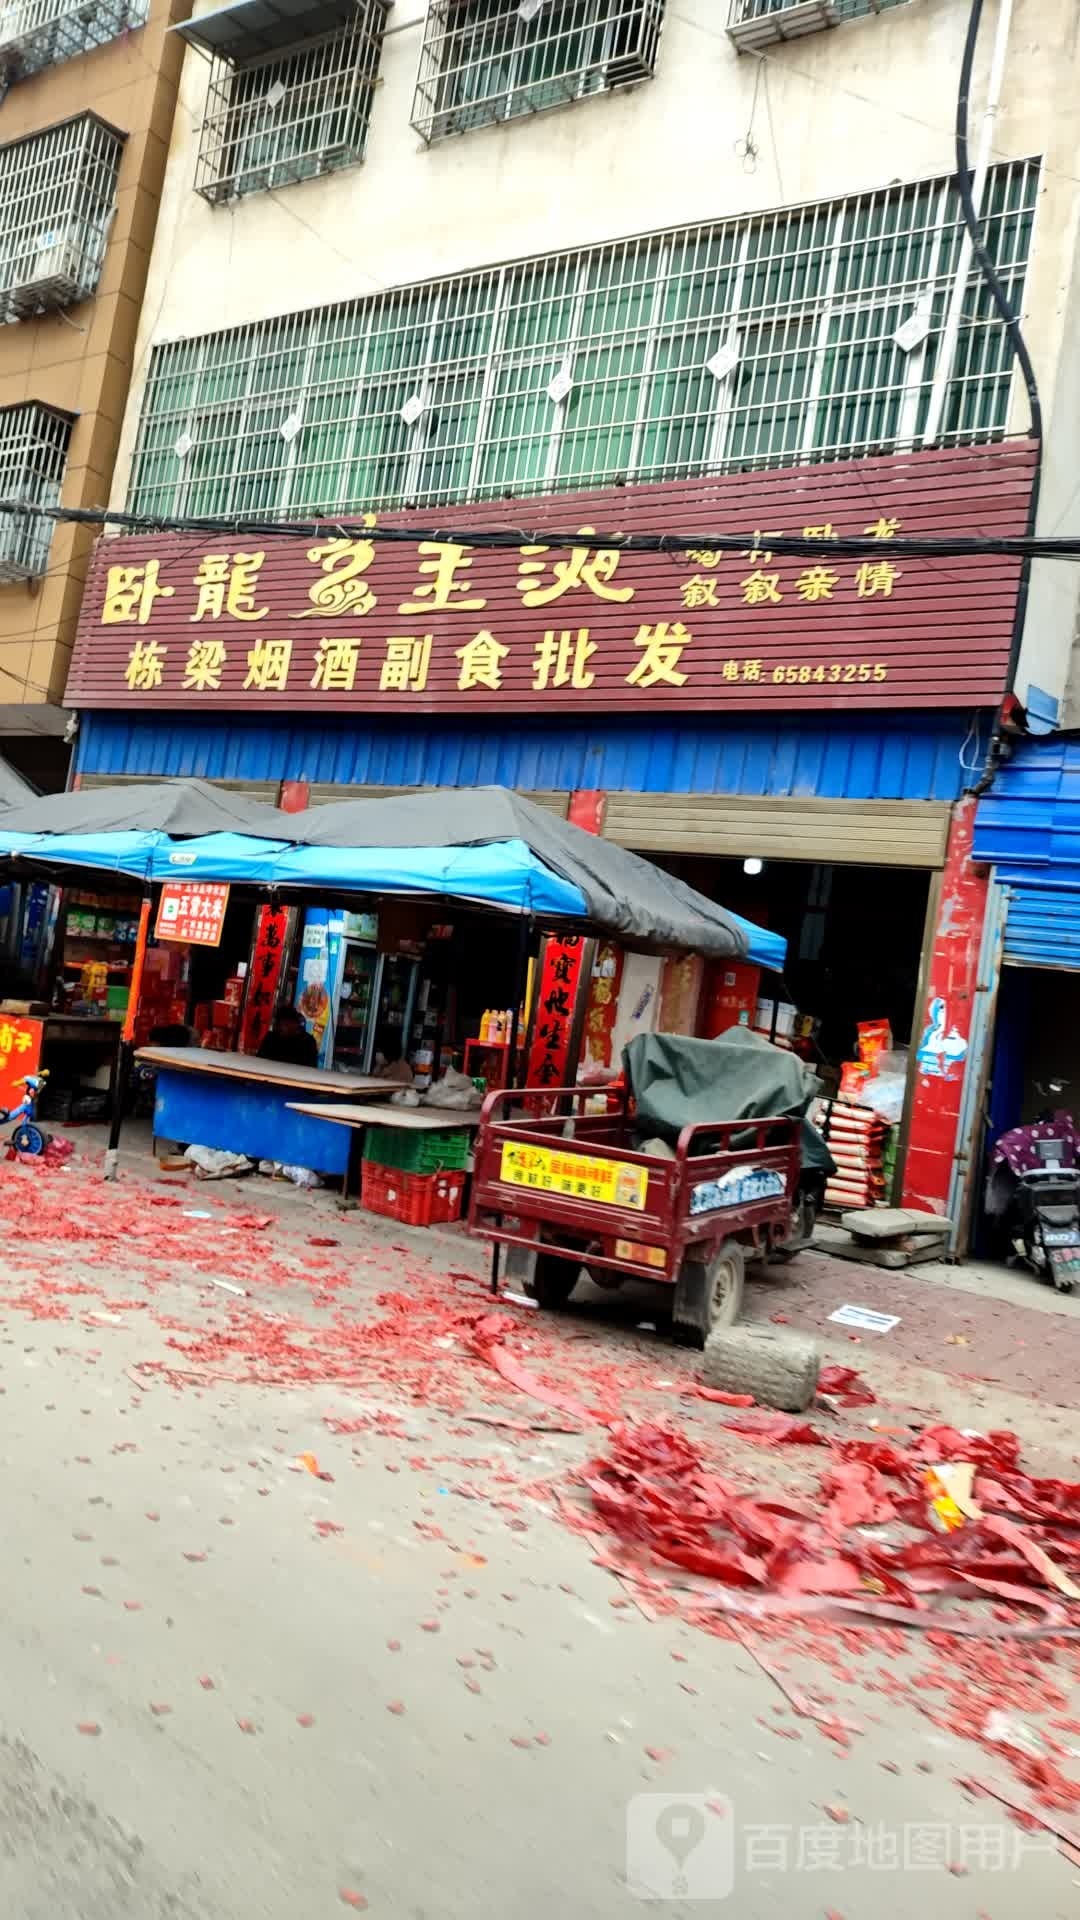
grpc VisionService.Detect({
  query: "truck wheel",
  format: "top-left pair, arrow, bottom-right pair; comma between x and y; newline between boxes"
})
772,1191 -> 818,1263
529,1253 -> 579,1310
672,1240 -> 746,1348
702,1324 -> 821,1412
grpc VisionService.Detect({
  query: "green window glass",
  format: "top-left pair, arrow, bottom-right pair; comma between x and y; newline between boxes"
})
129,159 -> 1042,524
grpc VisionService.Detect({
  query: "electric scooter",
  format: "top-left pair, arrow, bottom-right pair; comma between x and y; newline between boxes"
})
984,1082 -> 1080,1293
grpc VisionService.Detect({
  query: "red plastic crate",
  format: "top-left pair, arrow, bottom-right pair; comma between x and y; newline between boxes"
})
360,1160 -> 465,1227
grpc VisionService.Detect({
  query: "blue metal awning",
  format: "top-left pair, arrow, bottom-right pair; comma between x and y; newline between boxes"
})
973,733 -> 1080,969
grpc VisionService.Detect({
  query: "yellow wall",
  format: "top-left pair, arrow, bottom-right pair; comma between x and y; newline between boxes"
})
0,0 -> 183,710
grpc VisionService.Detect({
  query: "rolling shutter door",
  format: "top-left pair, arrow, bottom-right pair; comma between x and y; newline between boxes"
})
78,773 -> 280,805
1002,884 -> 1080,970
79,776 -> 569,818
303,784 -> 570,816
601,795 -> 950,868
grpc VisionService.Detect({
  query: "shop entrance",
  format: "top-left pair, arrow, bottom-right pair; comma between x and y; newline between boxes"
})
648,853 -> 933,1077
624,851 -> 938,1211
969,964 -> 1080,1256
988,966 -> 1080,1136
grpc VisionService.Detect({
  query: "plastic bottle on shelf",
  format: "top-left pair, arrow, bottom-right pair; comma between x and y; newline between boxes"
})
480,1008 -> 493,1043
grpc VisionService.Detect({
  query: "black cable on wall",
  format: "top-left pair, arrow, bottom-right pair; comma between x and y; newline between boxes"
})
954,0 -> 1044,789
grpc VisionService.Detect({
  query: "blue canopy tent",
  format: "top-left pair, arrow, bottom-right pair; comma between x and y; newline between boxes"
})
0,780 -> 787,1179
0,782 -> 785,968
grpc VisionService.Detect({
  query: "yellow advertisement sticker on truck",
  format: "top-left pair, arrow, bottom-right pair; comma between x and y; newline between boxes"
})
499,1141 -> 647,1211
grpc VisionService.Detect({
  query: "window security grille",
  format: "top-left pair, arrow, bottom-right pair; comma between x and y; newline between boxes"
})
0,0 -> 147,85
128,159 -> 1040,523
0,403 -> 71,582
194,3 -> 387,203
727,0 -> 909,53
411,0 -> 665,142
0,114 -> 124,321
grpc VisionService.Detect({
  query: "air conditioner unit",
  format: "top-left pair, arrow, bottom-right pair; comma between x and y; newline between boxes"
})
0,514 -> 38,583
316,139 -> 355,169
8,228 -> 88,317
32,227 -> 86,285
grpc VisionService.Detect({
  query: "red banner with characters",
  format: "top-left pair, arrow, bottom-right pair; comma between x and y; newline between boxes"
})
0,1015 -> 43,1115
526,936 -> 587,1089
582,941 -> 624,1070
239,906 -> 289,1055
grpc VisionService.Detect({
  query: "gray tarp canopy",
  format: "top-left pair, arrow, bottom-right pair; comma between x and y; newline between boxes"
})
0,777 -> 284,838
0,756 -> 36,809
0,779 -> 783,963
625,1027 -> 834,1172
272,788 -> 770,960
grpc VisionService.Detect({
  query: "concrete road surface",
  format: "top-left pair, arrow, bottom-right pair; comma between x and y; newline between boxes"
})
0,1154 -> 1078,1918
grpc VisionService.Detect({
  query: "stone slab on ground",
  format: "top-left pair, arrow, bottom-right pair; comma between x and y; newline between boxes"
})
840,1206 -> 952,1241
814,1222 -> 945,1268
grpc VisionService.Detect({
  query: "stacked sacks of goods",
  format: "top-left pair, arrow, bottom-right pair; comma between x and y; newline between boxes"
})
812,1098 -> 890,1210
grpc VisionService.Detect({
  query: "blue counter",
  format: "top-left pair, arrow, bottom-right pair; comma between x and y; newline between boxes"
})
138,1048 -> 396,1176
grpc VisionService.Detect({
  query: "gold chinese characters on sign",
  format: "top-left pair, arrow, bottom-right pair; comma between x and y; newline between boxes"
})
103,520 -> 911,701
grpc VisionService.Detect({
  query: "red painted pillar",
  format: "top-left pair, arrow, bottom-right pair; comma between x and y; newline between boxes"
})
279,779 -> 310,813
901,796 -> 989,1218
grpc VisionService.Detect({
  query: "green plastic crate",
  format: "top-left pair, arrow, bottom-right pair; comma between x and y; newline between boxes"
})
364,1123 -> 470,1174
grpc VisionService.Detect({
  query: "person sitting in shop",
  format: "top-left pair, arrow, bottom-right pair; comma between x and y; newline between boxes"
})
257,1007 -> 319,1070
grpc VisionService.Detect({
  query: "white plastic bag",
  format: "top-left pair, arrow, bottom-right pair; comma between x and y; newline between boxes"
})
184,1144 -> 253,1180
425,1066 -> 483,1111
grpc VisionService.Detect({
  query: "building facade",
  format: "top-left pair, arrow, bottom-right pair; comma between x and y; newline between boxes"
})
0,0 -> 184,787
63,0 -> 1080,1219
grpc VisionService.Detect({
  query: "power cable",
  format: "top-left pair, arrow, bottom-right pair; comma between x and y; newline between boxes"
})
947,0 -> 1044,790
0,491 -> 1073,560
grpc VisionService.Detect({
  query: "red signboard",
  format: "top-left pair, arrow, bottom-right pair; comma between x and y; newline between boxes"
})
66,445 -> 1035,715
526,936 -> 588,1088
239,905 -> 289,1054
0,1015 -> 43,1115
155,881 -> 230,946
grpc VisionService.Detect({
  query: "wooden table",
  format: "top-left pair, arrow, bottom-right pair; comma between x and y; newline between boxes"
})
287,1101 -> 481,1200
137,1048 -> 399,1174
286,1101 -> 481,1131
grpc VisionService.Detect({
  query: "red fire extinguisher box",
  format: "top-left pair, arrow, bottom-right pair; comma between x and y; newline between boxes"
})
702,961 -> 761,1037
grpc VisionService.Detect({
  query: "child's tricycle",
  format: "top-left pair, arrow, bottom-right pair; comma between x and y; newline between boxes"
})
0,1069 -> 50,1157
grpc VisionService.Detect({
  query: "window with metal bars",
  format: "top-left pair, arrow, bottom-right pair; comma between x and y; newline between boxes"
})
0,0 -> 147,86
0,114 -> 124,321
194,4 -> 387,203
726,0 -> 910,53
128,158 -> 1040,523
411,0 -> 665,142
0,402 -> 71,582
